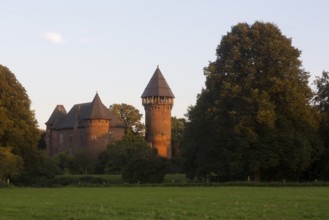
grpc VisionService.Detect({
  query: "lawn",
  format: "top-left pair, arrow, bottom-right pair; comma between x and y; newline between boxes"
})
0,187 -> 328,219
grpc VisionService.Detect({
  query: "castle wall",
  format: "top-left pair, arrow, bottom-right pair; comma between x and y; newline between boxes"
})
110,126 -> 125,143
83,119 -> 111,156
46,119 -> 125,157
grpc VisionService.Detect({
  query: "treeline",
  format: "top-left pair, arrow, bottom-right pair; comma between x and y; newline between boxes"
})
1,21 -> 329,185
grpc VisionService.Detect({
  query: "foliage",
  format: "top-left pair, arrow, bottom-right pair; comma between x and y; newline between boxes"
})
71,151 -> 97,174
13,150 -> 60,185
0,65 -> 39,155
183,22 -> 321,181
310,71 -> 329,180
171,117 -> 186,157
55,152 -> 74,174
37,130 -> 46,150
0,65 -> 53,184
0,147 -> 23,183
122,157 -> 168,183
96,134 -> 157,174
55,151 -> 97,175
109,103 -> 145,135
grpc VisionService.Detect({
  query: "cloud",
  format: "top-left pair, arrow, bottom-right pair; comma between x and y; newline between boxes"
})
44,32 -> 63,44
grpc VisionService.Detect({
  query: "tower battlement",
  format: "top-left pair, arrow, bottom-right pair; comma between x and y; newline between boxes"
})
142,96 -> 174,106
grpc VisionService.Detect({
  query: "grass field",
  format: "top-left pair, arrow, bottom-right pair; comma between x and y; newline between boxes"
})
1,187 -> 329,220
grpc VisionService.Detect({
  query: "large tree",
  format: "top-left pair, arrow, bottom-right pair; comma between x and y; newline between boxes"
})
311,71 -> 329,180
0,65 -> 41,183
109,103 -> 145,135
183,22 -> 321,181
0,65 -> 39,154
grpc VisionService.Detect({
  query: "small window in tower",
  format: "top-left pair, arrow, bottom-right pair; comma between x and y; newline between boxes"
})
59,134 -> 64,144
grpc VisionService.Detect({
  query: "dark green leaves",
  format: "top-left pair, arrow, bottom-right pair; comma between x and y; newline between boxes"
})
184,22 -> 320,181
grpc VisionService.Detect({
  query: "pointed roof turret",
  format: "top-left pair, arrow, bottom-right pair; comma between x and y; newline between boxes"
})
45,105 -> 67,128
82,93 -> 112,120
141,66 -> 175,98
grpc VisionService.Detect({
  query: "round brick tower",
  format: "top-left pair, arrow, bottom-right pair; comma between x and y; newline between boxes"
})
141,66 -> 174,158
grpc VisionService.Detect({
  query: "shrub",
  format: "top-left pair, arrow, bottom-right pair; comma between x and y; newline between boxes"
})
122,158 -> 168,184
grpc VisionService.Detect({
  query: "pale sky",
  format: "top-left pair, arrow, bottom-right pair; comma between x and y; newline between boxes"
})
1,0 -> 328,129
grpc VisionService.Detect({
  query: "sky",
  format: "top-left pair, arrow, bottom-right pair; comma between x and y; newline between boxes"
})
1,0 -> 328,129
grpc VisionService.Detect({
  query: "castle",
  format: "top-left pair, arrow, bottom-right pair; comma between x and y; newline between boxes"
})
45,93 -> 125,156
45,66 -> 174,158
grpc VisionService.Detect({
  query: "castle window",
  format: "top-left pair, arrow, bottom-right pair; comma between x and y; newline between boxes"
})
59,134 -> 64,144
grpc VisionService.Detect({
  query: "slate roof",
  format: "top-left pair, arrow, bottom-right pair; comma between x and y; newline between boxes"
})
45,105 -> 67,129
84,93 -> 112,120
46,93 -> 125,129
141,66 -> 175,98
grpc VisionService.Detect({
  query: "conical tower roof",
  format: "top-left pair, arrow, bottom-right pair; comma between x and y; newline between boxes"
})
45,105 -> 67,128
83,93 -> 112,120
141,66 -> 175,98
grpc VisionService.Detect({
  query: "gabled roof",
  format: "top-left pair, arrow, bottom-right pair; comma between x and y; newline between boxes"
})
45,105 -> 67,129
141,66 -> 175,98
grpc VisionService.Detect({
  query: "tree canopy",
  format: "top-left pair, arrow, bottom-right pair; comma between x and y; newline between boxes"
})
311,71 -> 329,180
0,65 -> 39,154
109,103 -> 145,135
171,117 -> 186,158
97,134 -> 157,173
0,65 -> 46,184
183,22 -> 321,181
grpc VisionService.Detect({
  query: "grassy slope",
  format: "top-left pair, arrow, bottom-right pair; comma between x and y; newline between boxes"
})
0,187 -> 329,219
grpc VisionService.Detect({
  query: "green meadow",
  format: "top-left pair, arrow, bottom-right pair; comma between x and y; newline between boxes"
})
1,187 -> 329,220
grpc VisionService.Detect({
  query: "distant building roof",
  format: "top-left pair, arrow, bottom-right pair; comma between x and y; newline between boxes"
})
141,66 -> 175,98
46,93 -> 125,129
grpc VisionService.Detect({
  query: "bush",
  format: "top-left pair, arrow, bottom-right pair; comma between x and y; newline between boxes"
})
122,158 -> 168,184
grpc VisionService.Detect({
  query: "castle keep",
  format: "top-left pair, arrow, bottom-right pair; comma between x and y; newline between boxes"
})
45,93 -> 125,156
45,66 -> 174,159
142,66 -> 175,158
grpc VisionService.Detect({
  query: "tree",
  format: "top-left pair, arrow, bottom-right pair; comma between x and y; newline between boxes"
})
171,117 -> 186,157
37,130 -> 46,150
122,157 -> 167,183
311,71 -> 329,180
0,65 -> 39,154
71,151 -> 97,174
0,65 -> 41,183
0,147 -> 23,184
96,134 -> 158,174
14,150 -> 60,185
109,103 -> 145,135
183,22 -> 321,181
